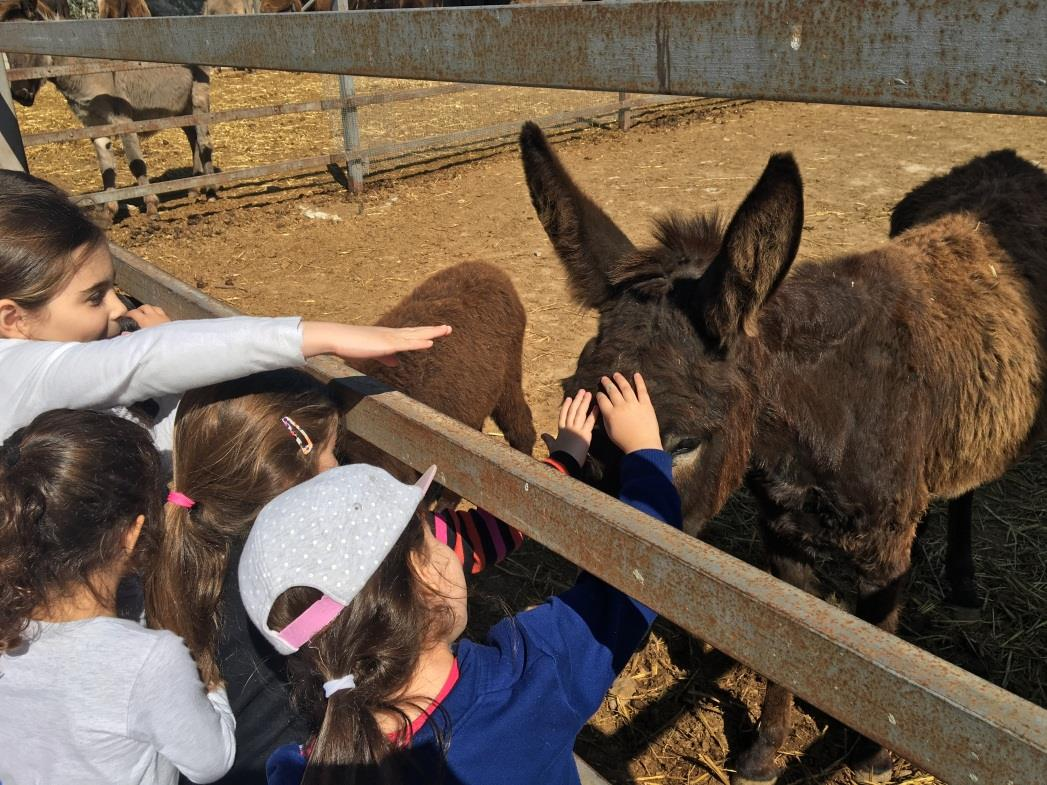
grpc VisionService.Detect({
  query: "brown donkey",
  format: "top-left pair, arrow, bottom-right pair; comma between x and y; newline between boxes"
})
339,261 -> 536,493
519,122 -> 1047,784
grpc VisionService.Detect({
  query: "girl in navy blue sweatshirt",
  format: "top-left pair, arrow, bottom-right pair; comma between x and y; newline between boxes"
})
245,372 -> 682,785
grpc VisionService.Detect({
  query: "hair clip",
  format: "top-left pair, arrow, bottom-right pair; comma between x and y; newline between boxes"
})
281,416 -> 314,455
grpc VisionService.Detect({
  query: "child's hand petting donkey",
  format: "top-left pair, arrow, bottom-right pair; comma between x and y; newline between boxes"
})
541,372 -> 662,466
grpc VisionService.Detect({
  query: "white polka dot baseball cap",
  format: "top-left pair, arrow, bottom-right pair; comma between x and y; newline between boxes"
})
238,462 -> 437,655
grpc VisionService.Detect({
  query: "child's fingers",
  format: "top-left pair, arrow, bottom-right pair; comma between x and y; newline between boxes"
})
613,372 -> 638,403
558,396 -> 574,429
567,390 -> 590,426
595,390 -> 614,417
583,410 -> 597,432
600,375 -> 625,405
633,372 -> 650,405
401,325 -> 452,340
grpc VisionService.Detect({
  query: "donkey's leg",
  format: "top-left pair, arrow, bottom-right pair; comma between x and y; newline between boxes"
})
733,524 -> 819,785
188,72 -> 217,200
182,125 -> 202,200
90,134 -> 120,219
848,530 -> 917,783
119,131 -> 158,216
943,491 -> 980,614
492,350 -> 536,456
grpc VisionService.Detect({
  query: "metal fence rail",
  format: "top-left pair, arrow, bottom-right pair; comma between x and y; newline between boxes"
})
108,244 -> 1047,785
2,1 -> 1047,116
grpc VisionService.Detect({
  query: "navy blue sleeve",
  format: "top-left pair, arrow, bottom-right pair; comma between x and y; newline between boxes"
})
266,743 -> 306,785
487,449 -> 682,723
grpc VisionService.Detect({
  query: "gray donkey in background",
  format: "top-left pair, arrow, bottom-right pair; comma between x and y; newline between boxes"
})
3,0 -> 215,217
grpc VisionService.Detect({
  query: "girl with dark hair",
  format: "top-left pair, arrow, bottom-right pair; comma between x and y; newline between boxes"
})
244,373 -> 682,785
0,169 -> 450,459
151,368 -> 538,785
0,409 -> 236,785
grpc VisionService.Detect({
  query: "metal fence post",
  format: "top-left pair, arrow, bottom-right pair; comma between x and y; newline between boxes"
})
335,0 -> 363,193
1,52 -> 28,172
617,91 -> 631,131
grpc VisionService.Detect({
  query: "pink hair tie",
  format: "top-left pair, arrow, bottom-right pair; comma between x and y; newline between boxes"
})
167,491 -> 196,509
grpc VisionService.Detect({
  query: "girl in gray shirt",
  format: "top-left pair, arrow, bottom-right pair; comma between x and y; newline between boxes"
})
0,409 -> 233,785
0,169 -> 451,457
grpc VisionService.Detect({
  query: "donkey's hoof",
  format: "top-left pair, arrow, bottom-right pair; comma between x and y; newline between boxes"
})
851,749 -> 893,783
852,766 -> 892,784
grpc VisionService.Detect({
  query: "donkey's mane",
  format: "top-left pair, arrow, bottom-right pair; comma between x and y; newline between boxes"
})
608,211 -> 725,298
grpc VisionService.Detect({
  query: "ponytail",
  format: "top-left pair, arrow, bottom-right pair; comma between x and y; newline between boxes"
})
145,369 -> 339,686
146,501 -> 233,687
272,519 -> 453,785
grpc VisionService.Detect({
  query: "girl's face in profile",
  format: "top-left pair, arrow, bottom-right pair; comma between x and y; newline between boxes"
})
11,244 -> 128,342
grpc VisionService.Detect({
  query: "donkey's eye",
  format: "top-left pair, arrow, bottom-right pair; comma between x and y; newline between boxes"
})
669,438 -> 702,456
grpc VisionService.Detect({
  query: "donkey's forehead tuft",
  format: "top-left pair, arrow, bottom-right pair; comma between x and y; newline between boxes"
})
652,210 -> 726,269
605,210 -> 724,299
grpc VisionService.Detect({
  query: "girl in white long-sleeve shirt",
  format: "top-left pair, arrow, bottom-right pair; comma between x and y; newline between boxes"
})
0,170 -> 450,454
0,409 -> 236,785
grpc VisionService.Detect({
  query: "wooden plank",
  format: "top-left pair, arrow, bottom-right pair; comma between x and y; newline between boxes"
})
21,82 -> 482,146
74,94 -> 712,204
335,0 -> 363,193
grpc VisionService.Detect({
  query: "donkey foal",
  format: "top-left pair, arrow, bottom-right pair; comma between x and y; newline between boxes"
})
338,261 -> 536,498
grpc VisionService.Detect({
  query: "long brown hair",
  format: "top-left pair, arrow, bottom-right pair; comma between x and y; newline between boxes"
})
145,369 -> 340,686
269,515 -> 454,785
0,409 -> 164,651
0,169 -> 106,310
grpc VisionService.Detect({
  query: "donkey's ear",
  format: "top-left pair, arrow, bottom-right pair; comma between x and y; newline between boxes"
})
519,122 -> 636,308
696,153 -> 803,348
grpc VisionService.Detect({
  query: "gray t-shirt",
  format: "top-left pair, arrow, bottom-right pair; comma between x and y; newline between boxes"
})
0,315 -> 306,456
0,618 -> 236,785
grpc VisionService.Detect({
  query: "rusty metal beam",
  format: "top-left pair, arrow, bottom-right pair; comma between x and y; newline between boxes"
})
110,243 -> 1047,785
1,1 -> 1046,116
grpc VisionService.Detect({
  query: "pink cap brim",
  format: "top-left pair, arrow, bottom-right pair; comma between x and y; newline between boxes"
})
415,465 -> 438,497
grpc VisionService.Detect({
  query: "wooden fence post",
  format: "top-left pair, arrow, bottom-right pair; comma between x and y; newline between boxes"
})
335,0 -> 363,193
617,91 -> 631,132
1,52 -> 28,172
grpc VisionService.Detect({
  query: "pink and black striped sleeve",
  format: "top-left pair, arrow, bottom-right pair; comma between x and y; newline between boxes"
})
432,508 -> 525,575
431,450 -> 583,574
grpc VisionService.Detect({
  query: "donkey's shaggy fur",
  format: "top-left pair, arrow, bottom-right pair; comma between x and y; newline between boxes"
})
339,261 -> 535,493
520,121 -> 1047,784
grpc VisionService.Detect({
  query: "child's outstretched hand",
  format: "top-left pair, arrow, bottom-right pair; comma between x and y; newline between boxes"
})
302,323 -> 452,367
541,389 -> 596,467
596,372 -> 662,454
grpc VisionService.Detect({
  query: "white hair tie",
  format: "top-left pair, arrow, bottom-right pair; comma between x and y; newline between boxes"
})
323,674 -> 357,698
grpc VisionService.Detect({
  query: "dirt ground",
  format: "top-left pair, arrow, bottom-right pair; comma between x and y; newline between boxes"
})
19,71 -> 1047,785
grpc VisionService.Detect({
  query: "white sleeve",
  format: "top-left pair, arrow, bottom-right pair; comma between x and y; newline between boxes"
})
0,316 -> 305,442
128,632 -> 237,783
